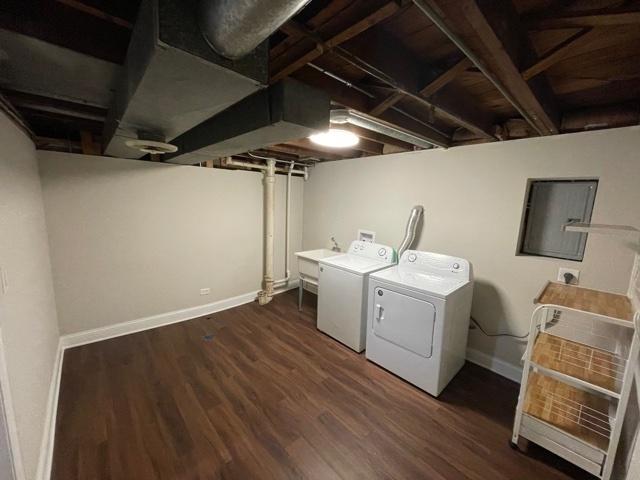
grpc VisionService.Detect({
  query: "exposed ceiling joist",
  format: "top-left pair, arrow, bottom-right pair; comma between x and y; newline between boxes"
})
369,92 -> 404,116
285,20 -> 494,141
294,67 -> 450,147
522,28 -> 595,80
0,1 -> 132,64
270,0 -> 355,61
420,57 -> 472,97
418,0 -> 560,135
6,0 -> 640,161
55,0 -> 133,29
341,29 -> 495,140
272,2 -> 401,83
527,8 -> 640,29
369,57 -> 472,116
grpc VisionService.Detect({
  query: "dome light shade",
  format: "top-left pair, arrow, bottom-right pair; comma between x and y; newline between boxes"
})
309,128 -> 359,148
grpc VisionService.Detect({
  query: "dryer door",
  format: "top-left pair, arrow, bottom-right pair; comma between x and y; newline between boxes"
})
372,287 -> 435,358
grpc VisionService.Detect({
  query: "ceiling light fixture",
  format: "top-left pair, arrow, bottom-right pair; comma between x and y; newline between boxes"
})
309,128 -> 359,148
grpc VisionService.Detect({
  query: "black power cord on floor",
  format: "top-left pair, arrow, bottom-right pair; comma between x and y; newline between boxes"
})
470,316 -> 529,339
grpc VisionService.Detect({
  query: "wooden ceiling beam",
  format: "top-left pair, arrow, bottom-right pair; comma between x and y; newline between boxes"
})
293,67 -> 451,147
0,2 -> 131,64
272,2 -> 401,83
369,92 -> 404,116
527,8 -> 640,29
55,0 -> 133,29
368,56 -> 472,117
340,30 -> 495,139
422,0 -> 560,135
420,58 -> 472,97
522,28 -> 595,80
561,102 -> 640,132
271,0 -> 354,61
286,22 -> 492,140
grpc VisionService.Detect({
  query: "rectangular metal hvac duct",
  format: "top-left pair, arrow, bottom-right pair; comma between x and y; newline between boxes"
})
103,0 -> 268,159
164,79 -> 330,165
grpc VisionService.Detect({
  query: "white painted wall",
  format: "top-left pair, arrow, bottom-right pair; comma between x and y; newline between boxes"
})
0,113 -> 60,479
303,126 -> 640,370
38,152 -> 303,335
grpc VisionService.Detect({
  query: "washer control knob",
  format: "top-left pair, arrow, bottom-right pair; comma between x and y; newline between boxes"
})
453,263 -> 460,270
408,253 -> 417,263
378,248 -> 387,256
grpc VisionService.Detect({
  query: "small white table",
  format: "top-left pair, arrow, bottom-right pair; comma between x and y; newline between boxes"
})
294,249 -> 340,311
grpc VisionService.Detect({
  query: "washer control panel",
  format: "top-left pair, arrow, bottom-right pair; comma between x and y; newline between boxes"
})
348,241 -> 395,263
399,250 -> 472,280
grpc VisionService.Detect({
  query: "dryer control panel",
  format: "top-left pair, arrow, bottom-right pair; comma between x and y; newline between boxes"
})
348,241 -> 395,263
400,250 -> 472,280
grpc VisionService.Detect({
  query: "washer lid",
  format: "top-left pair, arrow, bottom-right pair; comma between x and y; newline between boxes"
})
371,267 -> 468,297
320,254 -> 392,275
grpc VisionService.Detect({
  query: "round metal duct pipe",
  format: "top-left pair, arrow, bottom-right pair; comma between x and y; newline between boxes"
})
199,0 -> 311,59
330,109 -> 438,149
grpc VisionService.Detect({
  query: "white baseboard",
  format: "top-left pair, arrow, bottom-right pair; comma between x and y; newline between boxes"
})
466,347 -> 523,384
35,338 -> 64,480
59,282 -> 297,349
39,283 -> 297,480
59,291 -> 257,349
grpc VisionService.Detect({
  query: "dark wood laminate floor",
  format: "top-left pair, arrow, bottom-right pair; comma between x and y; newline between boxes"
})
52,291 -> 593,479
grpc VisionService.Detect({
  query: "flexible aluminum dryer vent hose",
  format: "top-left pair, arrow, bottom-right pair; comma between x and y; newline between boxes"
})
398,206 -> 424,258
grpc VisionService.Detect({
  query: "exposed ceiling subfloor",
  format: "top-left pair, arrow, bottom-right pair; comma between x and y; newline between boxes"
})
1,0 -> 639,164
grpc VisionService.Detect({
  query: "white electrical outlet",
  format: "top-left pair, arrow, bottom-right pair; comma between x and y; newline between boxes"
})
557,267 -> 580,285
200,288 -> 211,296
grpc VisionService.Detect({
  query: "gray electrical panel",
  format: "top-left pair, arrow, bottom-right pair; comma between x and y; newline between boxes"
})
521,180 -> 598,261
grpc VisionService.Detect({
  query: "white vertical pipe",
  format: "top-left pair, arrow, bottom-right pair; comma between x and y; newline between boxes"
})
274,162 -> 294,288
258,159 -> 276,305
285,163 -> 292,280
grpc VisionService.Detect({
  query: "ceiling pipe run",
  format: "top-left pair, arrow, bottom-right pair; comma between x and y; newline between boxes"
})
199,0 -> 311,59
330,109 -> 439,149
222,156 -> 308,177
308,63 -> 450,138
411,0 -> 546,137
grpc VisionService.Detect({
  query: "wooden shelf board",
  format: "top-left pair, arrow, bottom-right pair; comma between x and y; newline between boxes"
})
524,372 -> 611,452
536,282 -> 634,323
531,333 -> 621,393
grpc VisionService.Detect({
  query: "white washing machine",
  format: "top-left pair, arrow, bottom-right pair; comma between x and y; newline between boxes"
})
366,250 -> 473,396
318,240 -> 395,352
